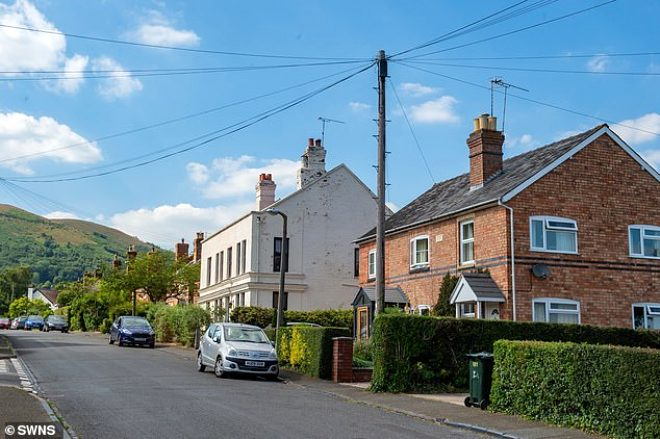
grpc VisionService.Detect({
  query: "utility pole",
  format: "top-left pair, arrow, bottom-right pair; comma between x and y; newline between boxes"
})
375,50 -> 387,316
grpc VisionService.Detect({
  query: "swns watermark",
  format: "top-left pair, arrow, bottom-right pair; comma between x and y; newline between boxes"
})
4,423 -> 62,439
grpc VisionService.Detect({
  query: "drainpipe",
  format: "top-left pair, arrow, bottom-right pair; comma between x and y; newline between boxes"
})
499,200 -> 517,321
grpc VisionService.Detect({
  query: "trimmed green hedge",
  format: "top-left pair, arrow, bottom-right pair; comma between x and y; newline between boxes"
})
371,315 -> 660,392
491,340 -> 660,438
231,306 -> 352,329
145,303 -> 211,347
276,326 -> 350,379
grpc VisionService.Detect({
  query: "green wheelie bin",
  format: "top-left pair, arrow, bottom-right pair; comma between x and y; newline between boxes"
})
464,352 -> 494,410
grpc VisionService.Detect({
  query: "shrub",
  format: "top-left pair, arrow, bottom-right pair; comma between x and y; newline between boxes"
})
371,315 -> 660,393
230,306 -> 274,328
146,304 -> 210,346
353,339 -> 373,362
276,326 -> 350,379
491,340 -> 660,438
231,306 -> 353,329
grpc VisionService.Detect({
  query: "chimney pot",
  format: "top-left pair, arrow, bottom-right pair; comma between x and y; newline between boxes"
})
308,138 -> 314,146
315,139 -> 321,147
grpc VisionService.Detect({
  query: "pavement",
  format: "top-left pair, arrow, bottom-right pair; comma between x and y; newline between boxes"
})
0,331 -> 602,439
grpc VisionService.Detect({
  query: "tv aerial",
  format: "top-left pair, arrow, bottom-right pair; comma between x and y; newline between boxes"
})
490,78 -> 528,133
318,117 -> 345,146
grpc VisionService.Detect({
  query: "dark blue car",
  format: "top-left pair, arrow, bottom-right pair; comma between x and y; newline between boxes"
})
24,315 -> 45,330
109,316 -> 155,348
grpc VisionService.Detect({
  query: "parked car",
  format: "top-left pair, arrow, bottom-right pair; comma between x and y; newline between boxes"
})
10,316 -> 27,330
43,315 -> 69,333
24,315 -> 45,331
109,316 -> 155,348
0,317 -> 10,329
197,323 -> 279,380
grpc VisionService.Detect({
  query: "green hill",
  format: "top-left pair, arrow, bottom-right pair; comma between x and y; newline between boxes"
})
0,204 -> 156,286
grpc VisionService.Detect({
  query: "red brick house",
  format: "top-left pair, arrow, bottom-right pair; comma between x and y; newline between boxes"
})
356,114 -> 660,329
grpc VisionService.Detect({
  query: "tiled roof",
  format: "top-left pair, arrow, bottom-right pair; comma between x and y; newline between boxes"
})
36,288 -> 58,305
359,124 -> 606,240
356,286 -> 409,304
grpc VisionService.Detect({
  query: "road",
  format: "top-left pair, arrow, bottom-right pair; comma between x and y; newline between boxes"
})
4,331 -> 481,439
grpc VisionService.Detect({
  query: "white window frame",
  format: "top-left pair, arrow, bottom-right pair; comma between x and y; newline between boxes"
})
533,298 -> 581,324
410,235 -> 430,269
459,219 -> 475,265
632,303 -> 660,330
529,216 -> 578,254
628,225 -> 660,259
368,250 -> 376,280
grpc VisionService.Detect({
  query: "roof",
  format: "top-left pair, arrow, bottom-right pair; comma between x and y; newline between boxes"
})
352,286 -> 409,305
359,124 -> 660,241
449,272 -> 505,304
35,288 -> 58,305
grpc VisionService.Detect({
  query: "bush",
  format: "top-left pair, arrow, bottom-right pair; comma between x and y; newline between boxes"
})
231,306 -> 353,329
353,339 -> 373,362
491,340 -> 660,438
371,315 -> 660,393
276,326 -> 350,379
230,307 -> 274,328
146,304 -> 210,347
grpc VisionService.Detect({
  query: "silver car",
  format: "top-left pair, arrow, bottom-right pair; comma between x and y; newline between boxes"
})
197,323 -> 279,380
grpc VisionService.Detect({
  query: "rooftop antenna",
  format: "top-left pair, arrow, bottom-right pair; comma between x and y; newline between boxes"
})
490,77 -> 529,133
318,116 -> 345,146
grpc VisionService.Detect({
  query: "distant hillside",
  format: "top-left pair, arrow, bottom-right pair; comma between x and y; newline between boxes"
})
0,204 -> 157,286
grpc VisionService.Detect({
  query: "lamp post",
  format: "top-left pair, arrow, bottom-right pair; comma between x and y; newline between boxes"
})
267,209 -> 287,351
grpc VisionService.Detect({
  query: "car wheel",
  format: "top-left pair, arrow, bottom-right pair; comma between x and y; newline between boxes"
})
149,341 -> 155,349
266,373 -> 279,382
109,334 -> 114,344
214,356 -> 226,378
117,336 -> 123,347
197,353 -> 206,372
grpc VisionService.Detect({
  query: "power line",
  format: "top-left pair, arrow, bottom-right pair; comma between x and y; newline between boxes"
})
9,63 -> 375,183
395,61 -> 660,138
388,80 -> 435,184
398,1 -> 617,60
404,60 -> 660,76
0,64 -> 368,164
409,51 -> 660,62
0,22 -> 367,61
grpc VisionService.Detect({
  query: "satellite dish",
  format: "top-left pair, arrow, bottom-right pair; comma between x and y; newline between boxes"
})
531,264 -> 550,280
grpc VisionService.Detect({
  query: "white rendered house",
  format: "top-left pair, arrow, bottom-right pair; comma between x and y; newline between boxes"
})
198,138 -> 381,314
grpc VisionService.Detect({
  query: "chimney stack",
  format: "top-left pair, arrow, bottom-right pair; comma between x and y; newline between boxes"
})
193,232 -> 204,263
296,137 -> 327,189
175,238 -> 190,262
467,113 -> 504,188
113,255 -> 122,270
256,173 -> 276,211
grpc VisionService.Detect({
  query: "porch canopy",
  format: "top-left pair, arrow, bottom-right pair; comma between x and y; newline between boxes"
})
449,272 -> 505,305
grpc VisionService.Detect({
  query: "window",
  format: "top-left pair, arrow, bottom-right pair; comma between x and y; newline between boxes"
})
273,237 -> 289,272
214,253 -> 220,284
633,303 -> 660,330
410,236 -> 430,269
219,251 -> 224,282
226,247 -> 232,279
368,250 -> 376,280
357,306 -> 369,339
236,242 -> 241,275
530,216 -> 578,253
629,225 -> 660,258
354,248 -> 360,277
459,302 -> 475,318
272,291 -> 288,310
533,298 -> 580,324
205,257 -> 212,286
241,239 -> 247,273
460,220 -> 475,265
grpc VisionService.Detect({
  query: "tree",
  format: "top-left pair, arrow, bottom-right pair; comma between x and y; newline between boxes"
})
124,251 -> 178,302
0,266 -> 33,315
432,272 -> 459,317
8,296 -> 51,318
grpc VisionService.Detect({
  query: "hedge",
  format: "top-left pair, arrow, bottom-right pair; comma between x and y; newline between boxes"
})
371,315 -> 660,392
276,326 -> 350,379
145,303 -> 211,347
490,340 -> 660,438
231,306 -> 352,329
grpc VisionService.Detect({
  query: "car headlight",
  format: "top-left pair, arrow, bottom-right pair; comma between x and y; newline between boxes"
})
269,349 -> 277,360
227,348 -> 237,357
120,328 -> 132,335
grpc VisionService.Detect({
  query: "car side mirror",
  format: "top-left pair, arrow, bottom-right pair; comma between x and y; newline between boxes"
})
213,336 -> 221,343
270,341 -> 275,347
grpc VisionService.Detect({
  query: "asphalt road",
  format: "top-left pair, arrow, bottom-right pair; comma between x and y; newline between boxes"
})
4,331 -> 481,439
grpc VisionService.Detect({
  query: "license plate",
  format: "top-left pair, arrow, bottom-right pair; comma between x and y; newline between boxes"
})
134,338 -> 146,342
245,361 -> 265,367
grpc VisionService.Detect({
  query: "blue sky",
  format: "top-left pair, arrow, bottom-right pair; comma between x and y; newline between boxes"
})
0,0 -> 658,248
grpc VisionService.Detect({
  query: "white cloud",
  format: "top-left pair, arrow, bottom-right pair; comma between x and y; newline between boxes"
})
615,113 -> 660,145
44,211 -> 79,220
128,10 -> 200,46
0,112 -> 102,174
641,149 -> 660,170
349,102 -> 371,112
191,155 -> 299,199
46,54 -> 89,94
506,133 -> 536,150
92,57 -> 143,100
399,82 -> 438,97
587,55 -> 609,73
109,203 -> 253,249
409,96 -> 459,124
186,162 -> 210,184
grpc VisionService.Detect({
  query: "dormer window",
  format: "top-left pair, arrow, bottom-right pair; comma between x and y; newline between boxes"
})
530,216 -> 578,254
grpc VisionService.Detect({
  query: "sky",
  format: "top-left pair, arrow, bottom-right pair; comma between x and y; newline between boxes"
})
0,0 -> 658,249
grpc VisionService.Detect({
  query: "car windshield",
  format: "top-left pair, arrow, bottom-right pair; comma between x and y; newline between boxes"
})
123,317 -> 151,330
28,315 -> 44,322
49,316 -> 66,323
223,326 -> 270,343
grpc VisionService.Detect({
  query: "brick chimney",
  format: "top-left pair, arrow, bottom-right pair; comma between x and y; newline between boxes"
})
193,232 -> 204,263
256,173 -> 276,211
296,137 -> 327,189
113,255 -> 122,270
175,238 -> 190,262
467,113 -> 504,188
